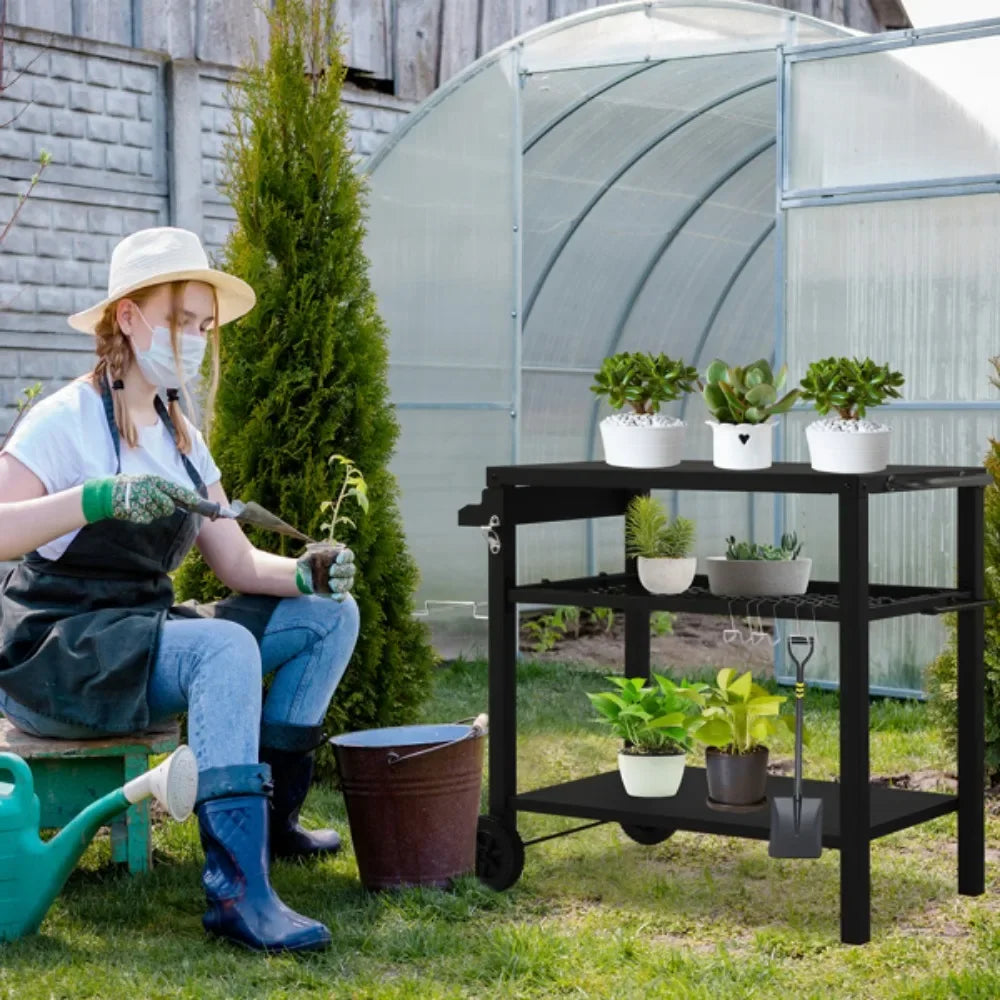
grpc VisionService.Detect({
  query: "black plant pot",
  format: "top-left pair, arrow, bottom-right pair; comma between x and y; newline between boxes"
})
705,746 -> 768,809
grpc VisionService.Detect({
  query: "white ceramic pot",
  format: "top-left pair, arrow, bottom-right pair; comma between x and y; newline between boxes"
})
705,556 -> 812,597
636,556 -> 697,595
706,420 -> 774,470
805,420 -> 891,474
617,750 -> 686,797
599,416 -> 686,468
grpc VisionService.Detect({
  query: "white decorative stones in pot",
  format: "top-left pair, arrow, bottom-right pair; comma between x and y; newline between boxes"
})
600,412 -> 686,468
705,420 -> 774,471
705,556 -> 812,597
617,750 -> 686,797
805,417 -> 891,474
797,357 -> 904,475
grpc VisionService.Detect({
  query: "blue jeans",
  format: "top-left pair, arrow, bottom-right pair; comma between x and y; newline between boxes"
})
0,594 -> 360,771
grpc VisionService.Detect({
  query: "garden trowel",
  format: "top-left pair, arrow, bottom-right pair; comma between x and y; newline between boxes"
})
179,497 -> 316,543
769,634 -> 823,859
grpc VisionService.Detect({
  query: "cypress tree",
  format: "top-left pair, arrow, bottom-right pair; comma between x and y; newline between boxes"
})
174,0 -> 434,762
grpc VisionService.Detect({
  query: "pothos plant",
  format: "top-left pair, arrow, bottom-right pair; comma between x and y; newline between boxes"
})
587,674 -> 708,755
319,454 -> 369,544
798,357 -> 904,421
591,352 -> 700,415
694,668 -> 794,755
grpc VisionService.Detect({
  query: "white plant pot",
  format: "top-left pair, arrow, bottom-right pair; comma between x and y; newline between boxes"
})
636,556 -> 697,595
599,416 -> 686,468
705,556 -> 812,597
805,420 -> 891,474
617,750 -> 686,797
706,420 -> 774,470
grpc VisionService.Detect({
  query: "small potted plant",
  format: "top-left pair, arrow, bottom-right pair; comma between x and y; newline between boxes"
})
705,532 -> 810,597
799,357 -> 904,473
591,351 -> 700,468
587,674 -> 706,797
702,358 -> 799,470
694,668 -> 792,810
625,494 -> 696,595
305,453 -> 368,592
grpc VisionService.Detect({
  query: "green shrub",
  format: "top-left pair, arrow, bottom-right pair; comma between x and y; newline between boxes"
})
926,365 -> 1000,779
173,0 -> 434,772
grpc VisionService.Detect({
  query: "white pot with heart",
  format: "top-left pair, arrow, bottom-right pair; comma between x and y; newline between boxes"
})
706,420 -> 774,470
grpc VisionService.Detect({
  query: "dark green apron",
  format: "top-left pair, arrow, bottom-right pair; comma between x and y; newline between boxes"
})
0,384 -> 279,734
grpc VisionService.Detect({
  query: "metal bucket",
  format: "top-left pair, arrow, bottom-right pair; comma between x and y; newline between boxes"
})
329,715 -> 486,890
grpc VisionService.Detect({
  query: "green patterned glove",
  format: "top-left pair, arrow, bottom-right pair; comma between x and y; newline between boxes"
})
82,474 -> 204,525
295,544 -> 356,602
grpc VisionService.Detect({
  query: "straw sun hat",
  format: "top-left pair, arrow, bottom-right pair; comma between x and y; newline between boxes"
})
68,227 -> 256,334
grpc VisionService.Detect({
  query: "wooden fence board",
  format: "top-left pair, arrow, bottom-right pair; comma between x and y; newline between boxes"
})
439,0 -> 478,84
195,0 -> 269,67
5,0 -> 72,34
337,0 -> 391,78
136,0 -> 195,60
479,0 -> 515,55
394,0 -> 441,99
74,0 -> 133,46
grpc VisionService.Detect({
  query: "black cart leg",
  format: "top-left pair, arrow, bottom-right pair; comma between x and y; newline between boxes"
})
487,488 -> 518,837
957,486 -> 985,897
838,481 -> 871,945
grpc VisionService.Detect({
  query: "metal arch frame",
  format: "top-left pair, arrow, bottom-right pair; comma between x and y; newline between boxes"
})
522,73 -> 776,325
584,135 -> 776,457
522,60 -> 667,154
577,136 -> 775,570
364,0 -> 852,176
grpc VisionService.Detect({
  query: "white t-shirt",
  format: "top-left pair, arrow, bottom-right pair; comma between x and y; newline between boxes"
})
3,378 -> 221,561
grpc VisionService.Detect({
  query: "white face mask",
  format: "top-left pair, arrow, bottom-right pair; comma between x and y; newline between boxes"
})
130,306 -> 207,388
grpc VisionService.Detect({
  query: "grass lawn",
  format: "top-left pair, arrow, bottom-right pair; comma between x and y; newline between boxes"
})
1,658 -> 998,999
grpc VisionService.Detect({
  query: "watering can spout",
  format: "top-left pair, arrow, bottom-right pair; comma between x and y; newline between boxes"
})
0,745 -> 198,942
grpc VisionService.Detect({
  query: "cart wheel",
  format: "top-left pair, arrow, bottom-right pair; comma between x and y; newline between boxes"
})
620,823 -> 676,845
476,815 -> 525,890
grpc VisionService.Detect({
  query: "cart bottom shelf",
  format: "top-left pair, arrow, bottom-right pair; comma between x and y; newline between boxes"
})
515,769 -> 957,847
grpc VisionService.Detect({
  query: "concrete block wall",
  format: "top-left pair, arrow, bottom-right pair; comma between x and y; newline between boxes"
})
0,25 -> 413,431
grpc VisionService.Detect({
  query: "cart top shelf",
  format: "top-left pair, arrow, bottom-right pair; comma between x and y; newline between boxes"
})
483,461 -> 991,494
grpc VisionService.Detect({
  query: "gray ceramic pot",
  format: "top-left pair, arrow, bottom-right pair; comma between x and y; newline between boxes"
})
705,556 -> 811,597
705,746 -> 769,806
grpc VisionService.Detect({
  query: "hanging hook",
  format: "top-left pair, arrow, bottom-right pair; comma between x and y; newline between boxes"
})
723,599 -> 742,643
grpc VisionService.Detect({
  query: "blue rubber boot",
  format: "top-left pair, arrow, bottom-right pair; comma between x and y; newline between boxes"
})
261,722 -> 341,861
196,764 -> 331,952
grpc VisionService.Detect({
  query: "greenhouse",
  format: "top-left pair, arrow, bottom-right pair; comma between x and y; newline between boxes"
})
364,0 -> 1000,694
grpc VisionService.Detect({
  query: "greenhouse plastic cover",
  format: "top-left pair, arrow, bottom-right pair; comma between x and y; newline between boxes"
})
364,0 -> 1000,693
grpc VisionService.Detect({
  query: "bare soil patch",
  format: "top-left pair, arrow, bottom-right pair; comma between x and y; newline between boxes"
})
519,609 -> 775,675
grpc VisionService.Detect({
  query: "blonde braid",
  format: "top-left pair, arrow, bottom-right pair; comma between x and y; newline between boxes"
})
90,302 -> 139,449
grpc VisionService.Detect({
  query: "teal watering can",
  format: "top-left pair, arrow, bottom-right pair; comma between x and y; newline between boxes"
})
0,745 -> 198,942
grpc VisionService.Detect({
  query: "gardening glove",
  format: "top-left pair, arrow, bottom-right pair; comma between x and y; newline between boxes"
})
81,474 -> 204,525
295,544 -> 356,602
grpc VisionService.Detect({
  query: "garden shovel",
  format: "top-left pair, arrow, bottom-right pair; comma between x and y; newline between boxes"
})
769,634 -> 823,859
179,497 -> 316,543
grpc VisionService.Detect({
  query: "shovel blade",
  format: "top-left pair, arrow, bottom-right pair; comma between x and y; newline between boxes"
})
768,796 -> 823,858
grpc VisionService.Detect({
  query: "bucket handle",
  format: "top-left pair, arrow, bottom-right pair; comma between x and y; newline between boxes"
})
386,713 -> 489,766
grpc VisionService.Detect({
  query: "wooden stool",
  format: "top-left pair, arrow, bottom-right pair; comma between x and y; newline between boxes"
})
0,717 -> 181,874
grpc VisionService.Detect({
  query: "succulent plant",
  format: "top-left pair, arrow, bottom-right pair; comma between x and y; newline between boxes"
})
702,359 -> 799,425
798,356 -> 904,420
591,352 -> 700,415
725,532 -> 803,561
